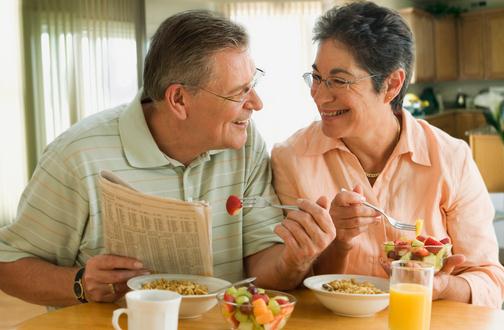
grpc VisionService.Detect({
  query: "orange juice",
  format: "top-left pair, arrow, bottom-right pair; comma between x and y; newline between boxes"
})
389,283 -> 432,330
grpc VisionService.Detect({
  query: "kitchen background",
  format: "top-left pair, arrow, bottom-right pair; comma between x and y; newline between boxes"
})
1,0 -> 503,326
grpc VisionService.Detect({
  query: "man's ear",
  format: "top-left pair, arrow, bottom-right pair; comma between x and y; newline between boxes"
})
164,84 -> 188,120
383,68 -> 405,103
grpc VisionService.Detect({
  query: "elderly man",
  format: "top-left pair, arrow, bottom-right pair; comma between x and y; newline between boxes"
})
0,10 -> 335,307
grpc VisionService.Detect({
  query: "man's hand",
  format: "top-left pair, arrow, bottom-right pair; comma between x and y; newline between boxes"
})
274,196 -> 336,273
329,185 -> 380,248
83,254 -> 150,302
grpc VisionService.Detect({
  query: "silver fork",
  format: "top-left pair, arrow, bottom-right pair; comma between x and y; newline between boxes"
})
362,201 -> 416,231
241,196 -> 300,211
340,188 -> 415,231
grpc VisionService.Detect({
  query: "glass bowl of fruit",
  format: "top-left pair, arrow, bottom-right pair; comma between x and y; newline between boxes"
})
383,235 -> 452,271
217,284 -> 296,330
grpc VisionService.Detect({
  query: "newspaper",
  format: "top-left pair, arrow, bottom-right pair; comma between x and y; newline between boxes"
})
98,170 -> 213,276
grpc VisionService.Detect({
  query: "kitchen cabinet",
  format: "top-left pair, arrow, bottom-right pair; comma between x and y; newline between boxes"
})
400,9 -> 458,82
400,8 -> 435,83
433,16 -> 458,81
424,110 -> 486,143
459,9 -> 504,80
469,134 -> 504,192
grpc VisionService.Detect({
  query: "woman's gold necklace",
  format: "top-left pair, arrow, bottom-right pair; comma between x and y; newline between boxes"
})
364,116 -> 401,179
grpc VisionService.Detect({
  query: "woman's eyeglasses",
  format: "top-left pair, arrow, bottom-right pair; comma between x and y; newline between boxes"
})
302,72 -> 376,90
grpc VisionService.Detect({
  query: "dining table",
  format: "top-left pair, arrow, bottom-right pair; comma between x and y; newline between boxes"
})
16,288 -> 504,330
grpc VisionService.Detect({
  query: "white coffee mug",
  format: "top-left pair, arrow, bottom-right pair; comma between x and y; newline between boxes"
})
112,290 -> 181,330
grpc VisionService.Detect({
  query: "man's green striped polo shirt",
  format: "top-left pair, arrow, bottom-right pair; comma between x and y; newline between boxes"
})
0,91 -> 284,282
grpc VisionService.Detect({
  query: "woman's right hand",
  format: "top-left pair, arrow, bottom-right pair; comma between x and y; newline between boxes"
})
329,185 -> 381,248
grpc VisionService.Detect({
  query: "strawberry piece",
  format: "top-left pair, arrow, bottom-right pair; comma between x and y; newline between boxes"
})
223,292 -> 236,313
440,237 -> 451,245
424,237 -> 443,254
275,298 -> 289,305
226,195 -> 242,216
424,237 -> 443,246
416,235 -> 427,242
252,293 -> 269,304
394,239 -> 410,246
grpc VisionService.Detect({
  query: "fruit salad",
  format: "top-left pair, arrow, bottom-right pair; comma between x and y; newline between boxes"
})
218,284 -> 296,330
384,236 -> 452,271
226,195 -> 242,216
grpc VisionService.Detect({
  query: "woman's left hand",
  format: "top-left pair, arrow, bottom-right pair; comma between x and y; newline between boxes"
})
433,254 -> 466,300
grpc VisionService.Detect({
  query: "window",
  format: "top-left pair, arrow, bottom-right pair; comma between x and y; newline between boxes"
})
220,1 -> 324,150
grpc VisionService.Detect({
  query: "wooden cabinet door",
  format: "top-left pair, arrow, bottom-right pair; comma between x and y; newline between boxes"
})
485,10 -> 504,79
434,16 -> 458,81
400,8 -> 435,83
425,113 -> 457,137
456,111 -> 486,143
458,13 -> 485,79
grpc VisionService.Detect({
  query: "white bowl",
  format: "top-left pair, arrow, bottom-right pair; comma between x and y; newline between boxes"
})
127,274 -> 231,319
303,274 -> 390,317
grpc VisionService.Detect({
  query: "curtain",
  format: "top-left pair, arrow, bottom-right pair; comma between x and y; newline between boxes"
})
0,0 -> 28,227
218,1 -> 324,150
23,0 -> 146,160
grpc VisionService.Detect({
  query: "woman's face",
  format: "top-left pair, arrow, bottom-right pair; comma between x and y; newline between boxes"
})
310,39 -> 386,140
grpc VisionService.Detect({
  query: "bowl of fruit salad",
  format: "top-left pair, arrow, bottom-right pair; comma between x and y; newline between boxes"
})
217,284 -> 296,330
383,235 -> 452,271
303,274 -> 389,317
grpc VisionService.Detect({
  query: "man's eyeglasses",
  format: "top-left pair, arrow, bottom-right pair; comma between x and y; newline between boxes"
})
191,68 -> 265,103
302,72 -> 376,90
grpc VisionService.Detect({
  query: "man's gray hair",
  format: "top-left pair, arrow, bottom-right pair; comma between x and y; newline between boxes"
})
143,10 -> 249,101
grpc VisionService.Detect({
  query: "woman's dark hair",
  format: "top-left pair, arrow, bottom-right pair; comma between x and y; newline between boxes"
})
314,1 -> 414,112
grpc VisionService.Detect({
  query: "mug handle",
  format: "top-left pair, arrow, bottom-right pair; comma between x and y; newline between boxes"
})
112,308 -> 128,330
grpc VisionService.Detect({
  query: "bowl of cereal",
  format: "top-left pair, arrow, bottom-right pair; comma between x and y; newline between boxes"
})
303,274 -> 389,317
127,274 -> 231,319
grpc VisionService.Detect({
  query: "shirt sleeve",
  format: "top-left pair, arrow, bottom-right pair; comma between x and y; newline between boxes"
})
271,142 -> 302,206
241,122 -> 284,257
0,147 -> 88,267
445,143 -> 504,308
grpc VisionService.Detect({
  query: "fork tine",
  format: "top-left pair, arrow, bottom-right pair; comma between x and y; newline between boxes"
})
396,223 -> 416,231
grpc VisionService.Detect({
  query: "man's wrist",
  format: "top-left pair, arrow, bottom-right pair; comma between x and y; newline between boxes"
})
332,238 -> 353,251
73,267 -> 88,303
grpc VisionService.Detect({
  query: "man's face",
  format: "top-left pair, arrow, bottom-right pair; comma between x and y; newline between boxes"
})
184,48 -> 263,151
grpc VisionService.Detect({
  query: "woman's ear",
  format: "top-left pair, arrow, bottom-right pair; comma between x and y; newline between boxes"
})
164,84 -> 188,120
383,68 -> 405,103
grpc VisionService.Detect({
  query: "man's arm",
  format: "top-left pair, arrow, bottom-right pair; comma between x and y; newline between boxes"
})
0,258 -> 78,306
244,198 -> 336,290
245,244 -> 308,290
0,255 -> 149,306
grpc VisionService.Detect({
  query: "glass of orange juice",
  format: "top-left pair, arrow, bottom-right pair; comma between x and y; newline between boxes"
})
388,260 -> 434,330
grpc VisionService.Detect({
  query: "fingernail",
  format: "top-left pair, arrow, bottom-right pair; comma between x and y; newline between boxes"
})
359,195 -> 366,201
296,198 -> 303,203
134,262 -> 143,269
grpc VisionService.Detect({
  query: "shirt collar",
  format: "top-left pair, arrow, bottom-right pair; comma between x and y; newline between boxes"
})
119,90 -> 172,168
119,90 -> 223,169
395,109 -> 431,167
295,109 -> 431,167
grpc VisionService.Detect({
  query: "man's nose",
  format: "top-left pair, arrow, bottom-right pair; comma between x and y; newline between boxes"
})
244,88 -> 263,111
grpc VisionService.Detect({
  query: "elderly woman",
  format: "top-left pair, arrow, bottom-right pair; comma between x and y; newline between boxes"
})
271,1 -> 504,308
